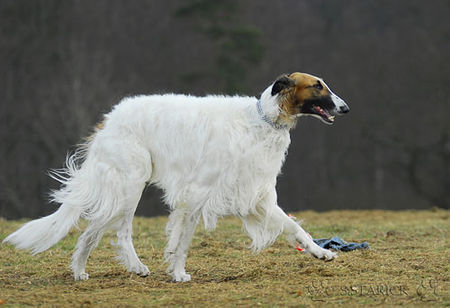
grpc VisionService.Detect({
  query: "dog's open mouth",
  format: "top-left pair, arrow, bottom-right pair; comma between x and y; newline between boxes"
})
312,105 -> 335,124
300,97 -> 337,125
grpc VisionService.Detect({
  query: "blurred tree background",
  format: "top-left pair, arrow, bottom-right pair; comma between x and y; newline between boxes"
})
0,0 -> 448,219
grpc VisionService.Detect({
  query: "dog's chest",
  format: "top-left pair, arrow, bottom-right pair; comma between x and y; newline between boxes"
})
198,129 -> 290,219
197,128 -> 290,191
240,130 -> 290,182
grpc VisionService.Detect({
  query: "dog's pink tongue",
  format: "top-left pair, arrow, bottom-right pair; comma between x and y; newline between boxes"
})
314,106 -> 327,117
313,106 -> 334,122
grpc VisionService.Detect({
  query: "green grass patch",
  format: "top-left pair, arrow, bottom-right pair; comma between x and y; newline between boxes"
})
0,209 -> 448,306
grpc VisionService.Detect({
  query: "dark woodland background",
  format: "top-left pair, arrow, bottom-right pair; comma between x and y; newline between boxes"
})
0,0 -> 448,219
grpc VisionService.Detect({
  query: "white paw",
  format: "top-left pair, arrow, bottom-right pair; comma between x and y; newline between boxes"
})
323,249 -> 337,261
172,272 -> 191,282
310,247 -> 337,261
74,272 -> 89,281
130,264 -> 150,277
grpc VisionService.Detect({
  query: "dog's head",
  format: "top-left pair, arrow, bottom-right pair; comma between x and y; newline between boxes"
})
270,72 -> 349,125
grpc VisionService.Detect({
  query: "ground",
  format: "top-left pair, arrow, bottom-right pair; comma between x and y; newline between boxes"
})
0,209 -> 448,307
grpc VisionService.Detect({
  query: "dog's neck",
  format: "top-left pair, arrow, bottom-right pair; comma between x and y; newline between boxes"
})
256,100 -> 288,130
257,86 -> 295,130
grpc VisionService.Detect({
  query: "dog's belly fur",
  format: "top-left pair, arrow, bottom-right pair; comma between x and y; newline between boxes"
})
101,94 -> 291,229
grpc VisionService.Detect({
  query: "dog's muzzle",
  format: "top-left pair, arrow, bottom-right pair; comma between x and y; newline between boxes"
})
331,93 -> 349,115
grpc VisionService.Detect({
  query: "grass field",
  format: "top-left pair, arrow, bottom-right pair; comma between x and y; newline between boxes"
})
0,209 -> 448,307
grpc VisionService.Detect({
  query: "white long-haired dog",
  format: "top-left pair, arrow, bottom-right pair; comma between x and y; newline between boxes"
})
4,72 -> 349,282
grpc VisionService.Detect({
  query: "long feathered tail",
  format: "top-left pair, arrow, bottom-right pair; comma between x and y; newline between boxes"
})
2,204 -> 82,255
4,126 -> 148,255
2,140 -> 108,254
2,147 -> 90,254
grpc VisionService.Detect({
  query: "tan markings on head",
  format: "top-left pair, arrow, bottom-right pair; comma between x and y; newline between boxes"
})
276,72 -> 331,126
95,121 -> 105,131
289,72 -> 331,101
85,120 -> 105,142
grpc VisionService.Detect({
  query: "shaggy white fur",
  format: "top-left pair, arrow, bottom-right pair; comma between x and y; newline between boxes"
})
3,73 -> 347,282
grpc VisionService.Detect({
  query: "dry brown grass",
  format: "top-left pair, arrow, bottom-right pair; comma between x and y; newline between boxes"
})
0,209 -> 448,307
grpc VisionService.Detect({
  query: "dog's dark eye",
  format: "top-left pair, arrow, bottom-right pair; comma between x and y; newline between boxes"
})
313,82 -> 323,90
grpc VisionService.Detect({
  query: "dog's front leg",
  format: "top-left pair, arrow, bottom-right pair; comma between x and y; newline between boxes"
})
273,206 -> 337,260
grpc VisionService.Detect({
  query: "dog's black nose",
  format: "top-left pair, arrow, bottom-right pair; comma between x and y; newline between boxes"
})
339,105 -> 350,113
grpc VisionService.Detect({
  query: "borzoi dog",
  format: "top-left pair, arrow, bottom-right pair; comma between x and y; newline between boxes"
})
4,72 -> 349,282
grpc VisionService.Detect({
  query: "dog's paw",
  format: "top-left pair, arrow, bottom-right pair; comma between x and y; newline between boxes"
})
310,247 -> 337,261
322,249 -> 337,261
172,272 -> 191,282
74,272 -> 90,281
131,264 -> 150,277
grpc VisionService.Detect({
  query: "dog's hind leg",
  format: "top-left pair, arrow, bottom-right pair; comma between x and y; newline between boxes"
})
71,185 -> 149,280
70,175 -> 148,281
114,207 -> 150,277
164,208 -> 199,282
71,222 -> 107,281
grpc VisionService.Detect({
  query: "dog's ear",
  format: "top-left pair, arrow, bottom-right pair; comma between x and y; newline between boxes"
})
271,75 -> 295,96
